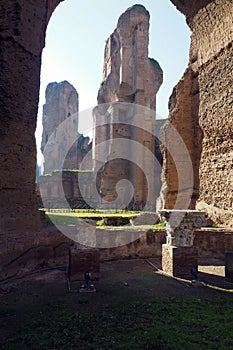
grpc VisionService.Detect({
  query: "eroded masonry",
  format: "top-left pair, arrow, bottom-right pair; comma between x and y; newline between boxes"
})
93,5 -> 163,210
163,0 -> 233,227
40,5 -> 164,211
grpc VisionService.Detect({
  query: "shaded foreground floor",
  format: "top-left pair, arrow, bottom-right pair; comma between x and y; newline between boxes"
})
1,259 -> 233,349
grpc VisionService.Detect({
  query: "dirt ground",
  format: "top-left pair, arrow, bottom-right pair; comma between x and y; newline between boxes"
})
1,258 -> 233,344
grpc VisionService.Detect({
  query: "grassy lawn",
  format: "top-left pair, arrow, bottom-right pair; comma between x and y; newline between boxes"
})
46,210 -> 139,217
2,298 -> 233,350
46,211 -> 139,226
45,211 -> 166,229
1,260 -> 233,350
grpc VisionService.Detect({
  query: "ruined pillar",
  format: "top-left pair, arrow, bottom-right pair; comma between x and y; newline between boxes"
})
160,210 -> 206,277
41,81 -> 79,174
94,5 -> 163,210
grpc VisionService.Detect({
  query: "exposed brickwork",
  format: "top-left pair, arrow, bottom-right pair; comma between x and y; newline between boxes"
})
163,0 -> 233,227
160,68 -> 201,210
94,5 -> 163,210
194,229 -> 233,259
170,0 -> 214,24
0,0 -> 48,247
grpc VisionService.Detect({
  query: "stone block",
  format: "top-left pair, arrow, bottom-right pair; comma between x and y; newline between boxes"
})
130,212 -> 159,226
68,247 -> 100,282
162,244 -> 198,278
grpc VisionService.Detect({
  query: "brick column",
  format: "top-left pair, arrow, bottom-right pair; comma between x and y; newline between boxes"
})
160,210 -> 206,278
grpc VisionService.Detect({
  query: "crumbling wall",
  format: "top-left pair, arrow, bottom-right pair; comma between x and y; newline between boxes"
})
39,170 -> 93,208
160,67 -> 201,210
193,0 -> 233,227
163,0 -> 233,226
64,134 -> 92,171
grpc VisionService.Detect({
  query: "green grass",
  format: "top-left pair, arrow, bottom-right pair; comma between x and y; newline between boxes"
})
45,212 -> 166,230
96,220 -> 166,230
46,211 -> 140,226
2,298 -> 233,350
1,260 -> 233,350
46,211 -> 138,226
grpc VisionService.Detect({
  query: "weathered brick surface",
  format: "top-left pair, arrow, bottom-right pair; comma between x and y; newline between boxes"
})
94,5 -> 163,210
100,229 -> 166,260
0,0 -> 63,255
0,0 -> 47,247
160,68 -> 201,210
170,0 -> 213,24
194,229 -> 233,259
163,0 -> 233,227
39,170 -> 94,208
41,81 -> 79,174
0,228 -> 166,281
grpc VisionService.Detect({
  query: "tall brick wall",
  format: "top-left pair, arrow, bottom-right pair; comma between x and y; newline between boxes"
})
160,67 -> 201,210
0,1 -> 47,241
0,0 -> 63,258
164,0 -> 233,226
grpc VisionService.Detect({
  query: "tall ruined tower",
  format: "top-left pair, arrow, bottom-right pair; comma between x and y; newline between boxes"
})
93,5 -> 163,210
41,81 -> 79,174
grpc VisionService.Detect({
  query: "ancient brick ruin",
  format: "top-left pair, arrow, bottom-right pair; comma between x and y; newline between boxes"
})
39,170 -> 93,209
163,0 -> 233,227
41,81 -> 79,174
40,5 -> 164,211
160,209 -> 206,277
39,80 -> 92,208
0,0 -> 233,278
94,5 -> 163,210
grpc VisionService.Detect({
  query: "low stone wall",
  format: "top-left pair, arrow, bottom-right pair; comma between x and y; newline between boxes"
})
99,227 -> 233,261
1,226 -> 233,281
194,228 -> 233,259
100,229 -> 166,260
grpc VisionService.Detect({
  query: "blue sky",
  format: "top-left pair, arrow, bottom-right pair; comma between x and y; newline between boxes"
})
36,0 -> 191,164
